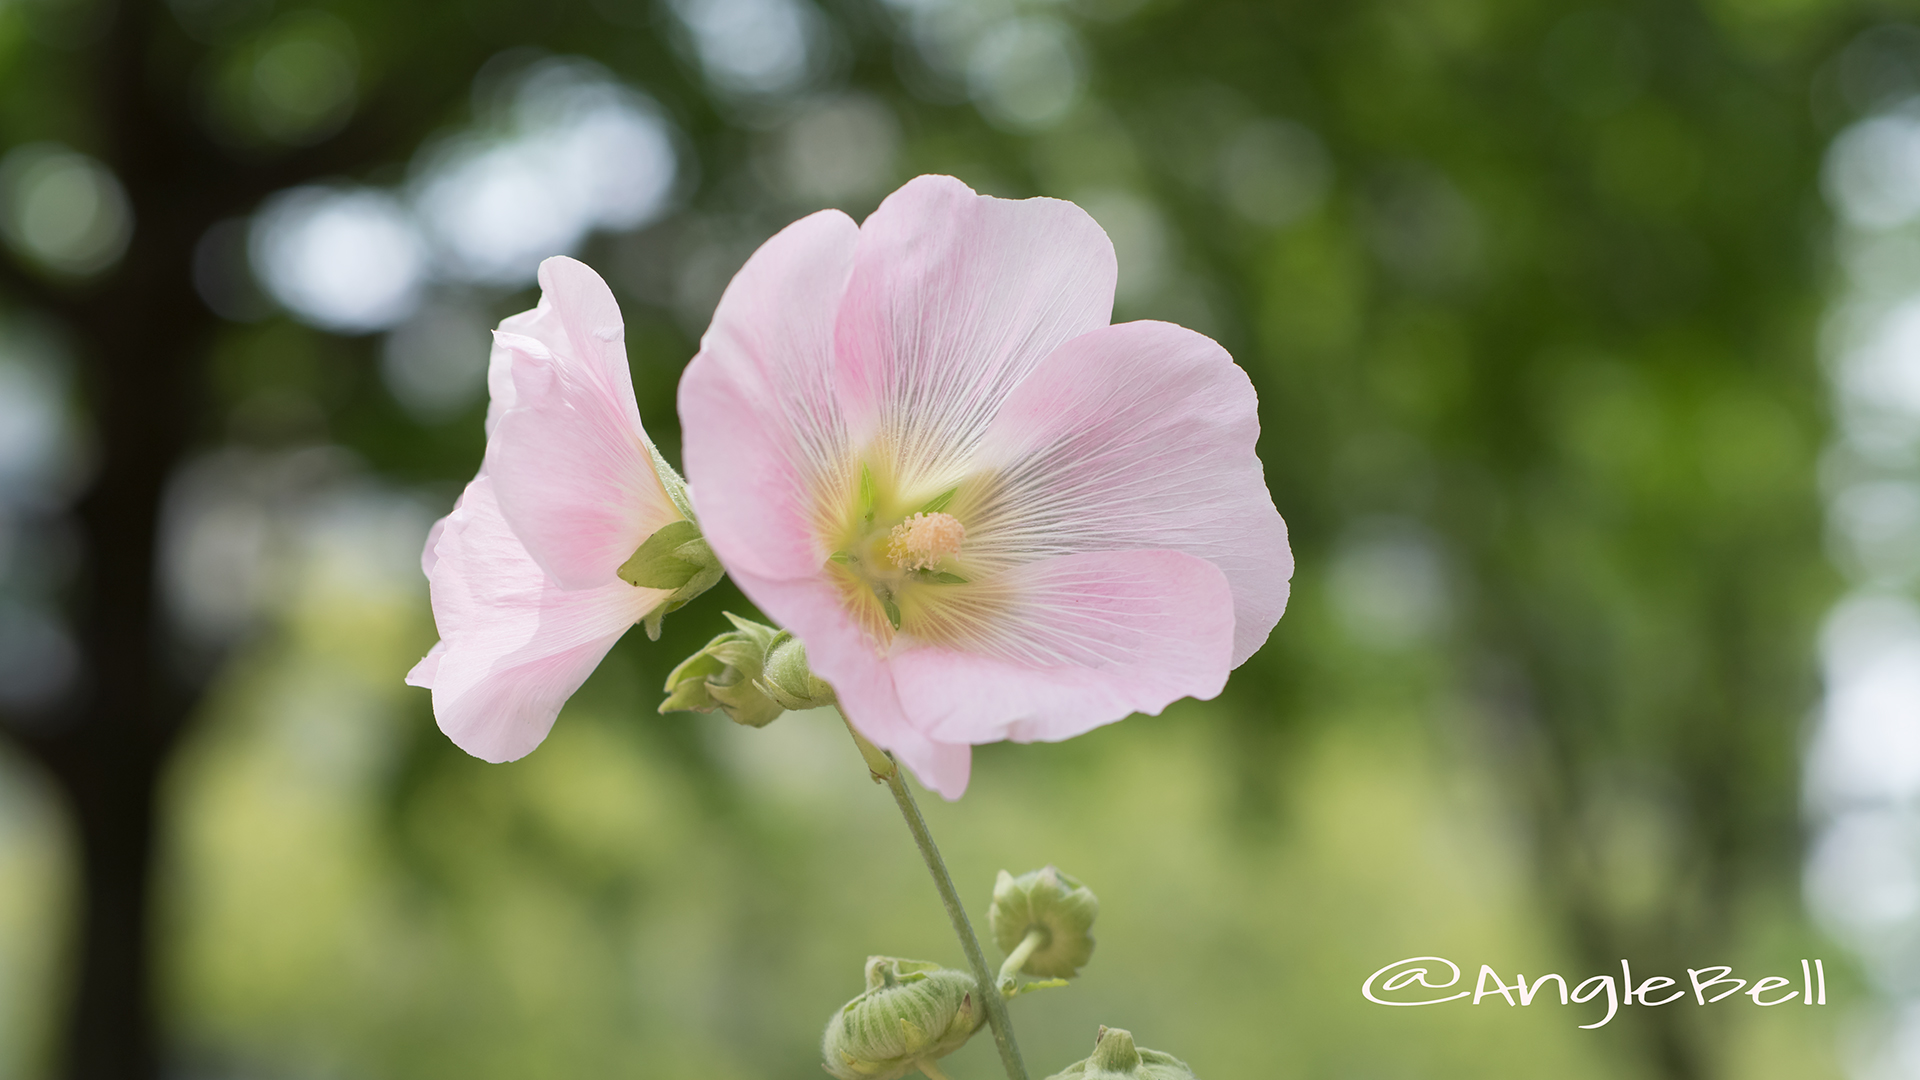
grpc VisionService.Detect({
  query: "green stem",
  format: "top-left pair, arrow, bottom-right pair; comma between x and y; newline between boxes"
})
842,716 -> 1029,1080
918,1062 -> 954,1080
997,927 -> 1046,993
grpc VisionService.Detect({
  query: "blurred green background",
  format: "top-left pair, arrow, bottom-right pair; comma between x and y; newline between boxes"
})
0,0 -> 1913,1076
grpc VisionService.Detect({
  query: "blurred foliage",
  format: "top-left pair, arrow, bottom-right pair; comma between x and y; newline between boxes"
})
0,0 -> 1883,1076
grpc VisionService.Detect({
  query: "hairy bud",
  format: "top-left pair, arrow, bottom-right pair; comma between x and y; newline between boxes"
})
989,866 -> 1098,988
759,630 -> 836,711
821,956 -> 985,1080
1044,1027 -> 1197,1080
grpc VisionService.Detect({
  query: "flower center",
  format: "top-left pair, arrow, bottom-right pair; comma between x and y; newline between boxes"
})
886,512 -> 965,571
823,463 -> 981,637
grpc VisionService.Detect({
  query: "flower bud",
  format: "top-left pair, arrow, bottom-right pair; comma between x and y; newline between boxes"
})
1044,1027 -> 1197,1080
821,956 -> 985,1080
759,630 -> 837,710
989,866 -> 1098,982
658,613 -> 785,727
659,614 -> 838,727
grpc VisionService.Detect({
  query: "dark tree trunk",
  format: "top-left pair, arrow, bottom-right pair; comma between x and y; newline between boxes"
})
18,229 -> 213,1080
0,4 -> 513,1073
55,750 -> 165,1080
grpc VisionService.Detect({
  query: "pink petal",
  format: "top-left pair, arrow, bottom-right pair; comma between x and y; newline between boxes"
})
833,175 -> 1118,490
483,335 -> 517,437
681,209 -> 862,581
725,566 -> 974,797
889,550 -> 1235,747
971,320 -> 1291,666
485,257 -> 622,435
405,641 -> 445,686
894,737 -> 972,800
419,471 -> 481,578
421,508 -> 451,578
508,257 -> 641,416
415,474 -> 665,761
487,262 -> 682,590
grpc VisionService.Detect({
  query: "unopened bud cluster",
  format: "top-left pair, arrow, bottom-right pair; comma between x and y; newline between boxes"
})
821,956 -> 984,1080
659,613 -> 835,727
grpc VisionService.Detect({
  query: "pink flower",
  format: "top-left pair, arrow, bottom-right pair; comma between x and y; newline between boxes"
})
408,256 -> 705,761
679,176 -> 1292,798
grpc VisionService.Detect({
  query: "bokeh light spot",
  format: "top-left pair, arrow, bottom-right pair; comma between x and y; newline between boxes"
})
251,187 -> 427,334
413,59 -> 678,285
968,16 -> 1083,132
249,12 -> 359,145
774,94 -> 900,204
380,299 -> 493,423
1217,119 -> 1332,228
671,0 -> 822,97
0,143 -> 133,276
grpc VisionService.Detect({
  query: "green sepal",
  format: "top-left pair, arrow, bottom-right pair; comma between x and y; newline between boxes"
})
614,445 -> 717,641
619,519 -> 706,589
708,677 -> 786,728
721,610 -> 777,637
1003,977 -> 1069,998
659,676 -> 717,714
879,592 -> 902,630
658,615 -> 782,727
703,635 -> 767,670
646,441 -> 697,520
1042,1027 -> 1196,1080
916,486 -> 959,515
619,519 -> 725,641
859,464 -> 877,524
661,651 -> 727,713
866,957 -> 945,989
640,599 -> 674,641
921,571 -> 968,585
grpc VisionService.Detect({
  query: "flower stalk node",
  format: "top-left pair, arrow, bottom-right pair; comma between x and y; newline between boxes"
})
843,717 -> 899,782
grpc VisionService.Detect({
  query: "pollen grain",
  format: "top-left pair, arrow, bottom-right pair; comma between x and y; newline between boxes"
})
886,512 -> 965,571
